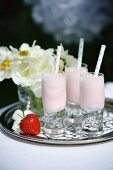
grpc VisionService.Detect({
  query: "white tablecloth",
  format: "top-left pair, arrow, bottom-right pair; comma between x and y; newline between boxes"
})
0,83 -> 113,170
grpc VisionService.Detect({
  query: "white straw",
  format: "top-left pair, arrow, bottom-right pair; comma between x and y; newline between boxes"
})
55,45 -> 62,74
77,38 -> 84,68
94,45 -> 106,77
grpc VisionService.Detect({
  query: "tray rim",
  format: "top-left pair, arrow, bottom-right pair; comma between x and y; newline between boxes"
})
1,98 -> 113,145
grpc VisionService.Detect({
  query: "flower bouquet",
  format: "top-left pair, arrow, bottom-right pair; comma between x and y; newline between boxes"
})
0,41 -> 77,116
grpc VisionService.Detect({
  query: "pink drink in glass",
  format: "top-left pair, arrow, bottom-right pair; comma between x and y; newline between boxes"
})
80,72 -> 104,136
65,64 -> 87,137
80,72 -> 105,111
66,64 -> 87,105
42,73 -> 66,113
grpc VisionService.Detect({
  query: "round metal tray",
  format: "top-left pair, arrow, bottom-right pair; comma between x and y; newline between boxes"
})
1,99 -> 113,145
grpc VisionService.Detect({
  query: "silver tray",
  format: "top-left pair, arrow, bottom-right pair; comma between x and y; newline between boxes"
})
0,99 -> 113,145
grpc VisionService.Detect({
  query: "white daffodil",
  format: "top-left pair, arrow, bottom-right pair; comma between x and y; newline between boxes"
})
10,41 -> 40,61
11,44 -> 55,96
56,44 -> 77,72
10,43 -> 31,60
9,41 -> 41,86
12,109 -> 33,132
0,46 -> 15,81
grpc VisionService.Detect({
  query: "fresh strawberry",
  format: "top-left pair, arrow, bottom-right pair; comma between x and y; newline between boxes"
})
20,114 -> 41,135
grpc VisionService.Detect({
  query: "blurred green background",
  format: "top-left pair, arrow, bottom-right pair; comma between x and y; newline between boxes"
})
0,0 -> 113,108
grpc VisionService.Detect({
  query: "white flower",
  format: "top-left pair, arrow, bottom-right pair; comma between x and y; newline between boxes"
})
12,109 -> 33,132
56,44 -> 77,72
10,41 -> 40,60
0,41 -> 78,98
11,61 -> 34,87
0,47 -> 14,81
28,48 -> 55,97
10,43 -> 55,96
10,43 -> 31,60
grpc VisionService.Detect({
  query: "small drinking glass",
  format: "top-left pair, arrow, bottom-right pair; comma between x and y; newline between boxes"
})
80,72 -> 104,137
65,63 -> 88,137
42,73 -> 66,138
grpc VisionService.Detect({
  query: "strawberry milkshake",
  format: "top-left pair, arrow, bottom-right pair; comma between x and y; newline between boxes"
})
42,73 -> 66,137
80,72 -> 105,136
65,63 -> 88,137
66,64 -> 87,105
80,72 -> 105,111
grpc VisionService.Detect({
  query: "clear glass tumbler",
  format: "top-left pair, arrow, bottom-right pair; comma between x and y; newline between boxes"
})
65,63 -> 88,137
80,72 -> 105,137
42,73 -> 66,138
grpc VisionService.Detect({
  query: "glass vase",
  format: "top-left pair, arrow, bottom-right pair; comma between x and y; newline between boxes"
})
17,85 -> 43,117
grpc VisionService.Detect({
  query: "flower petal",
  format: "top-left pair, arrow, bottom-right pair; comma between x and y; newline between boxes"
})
19,43 -> 31,51
12,120 -> 20,131
12,109 -> 24,121
24,110 -> 34,116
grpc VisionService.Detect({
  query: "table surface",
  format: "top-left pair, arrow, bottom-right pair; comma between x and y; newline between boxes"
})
0,82 -> 113,170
